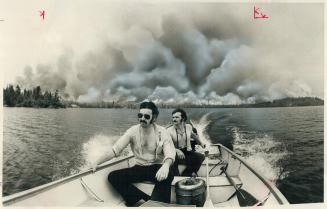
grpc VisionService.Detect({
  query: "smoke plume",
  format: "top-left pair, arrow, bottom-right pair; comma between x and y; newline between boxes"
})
15,2 -> 322,105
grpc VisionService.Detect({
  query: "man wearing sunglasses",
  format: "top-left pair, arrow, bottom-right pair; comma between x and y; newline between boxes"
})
92,101 -> 175,206
166,108 -> 206,176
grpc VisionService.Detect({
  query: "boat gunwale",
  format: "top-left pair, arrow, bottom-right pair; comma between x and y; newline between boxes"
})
213,143 -> 289,205
2,154 -> 134,205
3,144 -> 289,206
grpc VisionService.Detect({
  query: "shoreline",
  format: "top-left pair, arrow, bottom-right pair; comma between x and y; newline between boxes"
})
3,96 -> 324,109
3,104 -> 324,109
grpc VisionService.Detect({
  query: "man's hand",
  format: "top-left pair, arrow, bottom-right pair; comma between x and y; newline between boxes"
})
91,162 -> 98,173
176,149 -> 185,159
155,163 -> 169,181
190,131 -> 198,140
204,144 -> 210,156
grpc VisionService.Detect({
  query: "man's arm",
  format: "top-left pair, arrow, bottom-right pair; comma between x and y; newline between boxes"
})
92,148 -> 116,171
92,129 -> 131,171
156,158 -> 174,181
162,131 -> 176,164
166,127 -> 185,159
163,157 -> 173,167
175,148 -> 185,159
156,130 -> 176,181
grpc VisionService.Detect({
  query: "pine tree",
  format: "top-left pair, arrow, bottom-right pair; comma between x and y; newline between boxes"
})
3,84 -> 65,108
4,85 -> 16,106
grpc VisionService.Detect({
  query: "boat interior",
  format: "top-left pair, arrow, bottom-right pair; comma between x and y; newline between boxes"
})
3,144 -> 288,207
74,151 -> 242,207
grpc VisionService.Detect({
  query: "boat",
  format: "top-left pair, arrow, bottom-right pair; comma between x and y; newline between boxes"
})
2,144 -> 289,207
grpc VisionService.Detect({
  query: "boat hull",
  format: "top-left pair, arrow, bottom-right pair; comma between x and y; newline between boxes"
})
3,144 -> 289,207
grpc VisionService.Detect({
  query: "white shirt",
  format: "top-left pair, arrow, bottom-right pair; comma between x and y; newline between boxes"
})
113,124 -> 176,165
167,124 -> 194,151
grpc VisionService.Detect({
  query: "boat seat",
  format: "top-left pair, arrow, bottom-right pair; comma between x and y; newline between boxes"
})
135,176 -> 242,187
177,157 -> 222,165
172,176 -> 242,187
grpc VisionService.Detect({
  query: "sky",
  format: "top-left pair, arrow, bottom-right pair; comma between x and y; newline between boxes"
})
2,0 -> 324,105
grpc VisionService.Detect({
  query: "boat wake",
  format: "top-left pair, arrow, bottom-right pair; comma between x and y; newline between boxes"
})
190,113 -> 212,144
80,134 -> 130,171
231,127 -> 289,183
189,113 -> 219,153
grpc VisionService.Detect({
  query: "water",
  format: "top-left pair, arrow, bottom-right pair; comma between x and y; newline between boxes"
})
3,106 -> 323,204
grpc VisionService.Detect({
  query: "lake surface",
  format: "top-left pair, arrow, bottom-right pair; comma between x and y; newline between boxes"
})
3,106 -> 324,204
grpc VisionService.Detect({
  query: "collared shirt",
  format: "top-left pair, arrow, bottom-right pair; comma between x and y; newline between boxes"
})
113,124 -> 176,166
167,124 -> 194,151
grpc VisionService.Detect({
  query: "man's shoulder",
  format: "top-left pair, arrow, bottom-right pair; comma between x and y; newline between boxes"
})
155,124 -> 173,136
165,124 -> 174,130
126,124 -> 139,134
155,124 -> 173,142
155,124 -> 169,131
129,124 -> 139,129
165,125 -> 175,134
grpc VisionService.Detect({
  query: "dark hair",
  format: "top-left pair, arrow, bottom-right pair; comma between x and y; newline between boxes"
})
140,101 -> 159,119
172,108 -> 187,121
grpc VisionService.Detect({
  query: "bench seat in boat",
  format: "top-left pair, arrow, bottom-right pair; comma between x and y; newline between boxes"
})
134,176 -> 242,187
134,175 -> 242,204
78,175 -> 242,206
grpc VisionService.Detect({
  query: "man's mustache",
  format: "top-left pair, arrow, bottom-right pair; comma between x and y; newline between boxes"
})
140,120 -> 147,123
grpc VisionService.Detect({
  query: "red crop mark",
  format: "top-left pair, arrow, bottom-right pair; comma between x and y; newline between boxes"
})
254,6 -> 268,19
39,10 -> 45,20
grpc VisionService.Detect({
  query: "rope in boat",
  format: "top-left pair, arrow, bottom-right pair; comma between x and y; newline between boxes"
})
80,178 -> 104,202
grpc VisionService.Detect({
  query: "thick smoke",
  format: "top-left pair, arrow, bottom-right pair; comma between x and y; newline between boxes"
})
15,3 -> 319,105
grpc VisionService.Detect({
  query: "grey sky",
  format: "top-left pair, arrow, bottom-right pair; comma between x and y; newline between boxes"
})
2,1 -> 324,104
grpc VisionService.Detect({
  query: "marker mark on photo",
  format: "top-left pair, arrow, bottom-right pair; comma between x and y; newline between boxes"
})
254,6 -> 269,19
39,10 -> 45,20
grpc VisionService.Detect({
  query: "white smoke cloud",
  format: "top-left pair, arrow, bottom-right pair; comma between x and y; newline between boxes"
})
13,2 -> 323,105
77,87 -> 101,103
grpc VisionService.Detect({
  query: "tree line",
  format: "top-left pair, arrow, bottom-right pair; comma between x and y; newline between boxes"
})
3,84 -> 65,108
3,84 -> 323,109
68,96 -> 323,109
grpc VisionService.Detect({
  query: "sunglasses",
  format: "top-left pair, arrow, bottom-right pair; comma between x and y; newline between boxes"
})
138,113 -> 151,120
